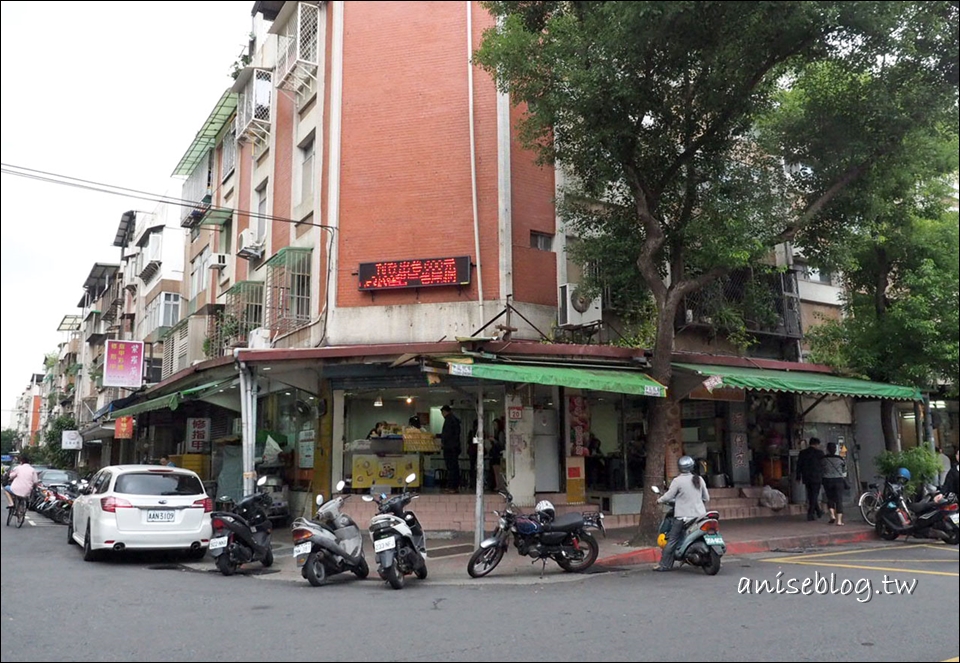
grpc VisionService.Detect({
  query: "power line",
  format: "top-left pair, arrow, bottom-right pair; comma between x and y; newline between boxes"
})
0,163 -> 337,232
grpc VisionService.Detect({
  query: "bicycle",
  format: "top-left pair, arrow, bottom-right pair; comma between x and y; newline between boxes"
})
858,476 -> 886,527
6,493 -> 27,528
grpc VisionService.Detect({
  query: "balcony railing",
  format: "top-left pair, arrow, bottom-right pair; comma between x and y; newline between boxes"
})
679,267 -> 802,339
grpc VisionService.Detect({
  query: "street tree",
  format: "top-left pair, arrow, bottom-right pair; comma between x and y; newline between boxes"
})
1,428 -> 17,455
805,168 -> 960,450
474,1 -> 959,543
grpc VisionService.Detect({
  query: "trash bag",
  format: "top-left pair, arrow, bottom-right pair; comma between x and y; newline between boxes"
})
760,485 -> 788,511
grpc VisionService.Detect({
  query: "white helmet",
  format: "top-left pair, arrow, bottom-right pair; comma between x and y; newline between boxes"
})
535,500 -> 556,522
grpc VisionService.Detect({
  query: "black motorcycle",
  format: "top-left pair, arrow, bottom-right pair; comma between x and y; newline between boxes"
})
209,477 -> 275,575
467,489 -> 604,578
875,481 -> 960,545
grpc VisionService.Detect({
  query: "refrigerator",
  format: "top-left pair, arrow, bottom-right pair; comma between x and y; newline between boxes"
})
532,408 -> 561,492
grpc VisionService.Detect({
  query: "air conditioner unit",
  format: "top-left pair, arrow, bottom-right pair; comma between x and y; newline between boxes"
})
247,327 -> 272,349
209,253 -> 230,270
236,229 -> 263,260
558,283 -> 602,328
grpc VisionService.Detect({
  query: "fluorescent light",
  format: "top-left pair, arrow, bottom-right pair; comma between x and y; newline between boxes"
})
374,396 -> 383,407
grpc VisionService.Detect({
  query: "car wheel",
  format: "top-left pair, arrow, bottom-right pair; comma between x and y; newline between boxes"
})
67,513 -> 77,545
82,523 -> 100,562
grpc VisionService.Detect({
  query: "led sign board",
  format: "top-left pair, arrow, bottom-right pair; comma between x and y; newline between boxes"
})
358,256 -> 471,291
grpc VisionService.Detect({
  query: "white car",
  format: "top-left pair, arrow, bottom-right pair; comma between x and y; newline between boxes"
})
68,465 -> 213,561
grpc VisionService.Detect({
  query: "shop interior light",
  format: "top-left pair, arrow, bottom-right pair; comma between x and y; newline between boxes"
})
406,396 -> 413,404
374,395 -> 383,407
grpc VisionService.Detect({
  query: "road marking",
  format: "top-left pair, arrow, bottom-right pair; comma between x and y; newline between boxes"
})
766,560 -> 957,577
761,543 -> 959,577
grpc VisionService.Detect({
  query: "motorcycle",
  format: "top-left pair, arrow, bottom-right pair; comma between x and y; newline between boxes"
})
650,485 -> 725,575
361,473 -> 427,590
875,481 -> 960,545
466,488 -> 605,578
209,476 -> 275,575
291,480 -> 369,586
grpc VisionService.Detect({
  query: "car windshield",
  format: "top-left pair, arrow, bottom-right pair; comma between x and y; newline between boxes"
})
114,472 -> 205,496
39,469 -> 78,484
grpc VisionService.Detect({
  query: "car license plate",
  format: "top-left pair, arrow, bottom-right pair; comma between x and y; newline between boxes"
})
950,513 -> 959,525
374,537 -> 396,553
209,536 -> 229,550
704,534 -> 724,546
146,510 -> 175,523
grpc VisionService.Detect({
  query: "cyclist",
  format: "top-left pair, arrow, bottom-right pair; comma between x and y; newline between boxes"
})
4,452 -> 39,513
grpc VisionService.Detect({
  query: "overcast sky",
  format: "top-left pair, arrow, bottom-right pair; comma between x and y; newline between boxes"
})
1,1 -> 254,427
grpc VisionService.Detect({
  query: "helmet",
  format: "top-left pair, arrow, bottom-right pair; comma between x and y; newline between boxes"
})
895,467 -> 911,484
535,500 -> 556,522
678,455 -> 695,474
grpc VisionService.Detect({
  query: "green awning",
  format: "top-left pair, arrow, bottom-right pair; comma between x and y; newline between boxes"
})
109,379 -> 234,418
199,208 -> 233,226
672,363 -> 921,401
172,90 -> 237,177
448,362 -> 667,398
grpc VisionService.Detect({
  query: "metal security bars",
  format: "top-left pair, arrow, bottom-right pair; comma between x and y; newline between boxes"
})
236,69 -> 273,146
276,2 -> 320,104
205,281 -> 265,357
264,248 -> 312,336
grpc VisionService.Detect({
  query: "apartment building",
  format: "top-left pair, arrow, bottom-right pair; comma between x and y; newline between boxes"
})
89,2 -> 923,527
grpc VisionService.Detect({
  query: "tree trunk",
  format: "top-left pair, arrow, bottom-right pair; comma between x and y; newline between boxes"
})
630,300 -> 680,547
881,399 -> 899,452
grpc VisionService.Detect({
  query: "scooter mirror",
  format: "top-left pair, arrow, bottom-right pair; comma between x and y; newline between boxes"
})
256,475 -> 268,487
362,495 -> 374,502
315,494 -> 324,506
650,485 -> 661,494
404,472 -> 417,485
335,480 -> 346,492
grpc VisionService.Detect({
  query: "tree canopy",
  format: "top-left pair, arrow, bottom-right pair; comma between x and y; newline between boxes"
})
476,0 -> 959,543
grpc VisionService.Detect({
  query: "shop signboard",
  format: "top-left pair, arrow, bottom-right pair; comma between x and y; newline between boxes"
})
61,430 -> 82,451
358,256 -> 471,291
114,416 -> 134,440
298,429 -> 315,469
186,418 -> 211,453
351,454 -> 420,489
103,340 -> 144,389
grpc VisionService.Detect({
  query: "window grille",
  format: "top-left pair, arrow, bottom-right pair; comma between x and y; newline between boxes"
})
264,248 -> 312,335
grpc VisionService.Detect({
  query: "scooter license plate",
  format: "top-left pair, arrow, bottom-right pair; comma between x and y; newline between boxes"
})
293,542 -> 312,565
704,534 -> 724,546
209,536 -> 229,550
374,537 -> 396,553
950,513 -> 959,525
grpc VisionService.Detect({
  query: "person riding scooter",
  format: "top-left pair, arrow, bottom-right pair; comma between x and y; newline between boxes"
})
654,455 -> 710,572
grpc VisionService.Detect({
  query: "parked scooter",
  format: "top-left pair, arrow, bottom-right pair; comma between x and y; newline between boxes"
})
650,485 -> 725,575
291,480 -> 369,586
362,473 -> 427,590
875,480 -> 960,545
209,476 -> 275,575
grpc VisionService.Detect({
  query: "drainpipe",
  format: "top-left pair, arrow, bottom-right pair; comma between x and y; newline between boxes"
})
467,0 -> 485,328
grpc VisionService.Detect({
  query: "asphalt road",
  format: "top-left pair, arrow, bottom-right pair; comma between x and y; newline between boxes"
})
2,511 -> 957,662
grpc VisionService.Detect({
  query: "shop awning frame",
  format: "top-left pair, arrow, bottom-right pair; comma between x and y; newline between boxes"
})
672,363 -> 921,401
109,379 -> 234,418
447,362 -> 668,398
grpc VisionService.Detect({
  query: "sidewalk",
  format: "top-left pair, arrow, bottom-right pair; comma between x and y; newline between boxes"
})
186,514 -> 877,582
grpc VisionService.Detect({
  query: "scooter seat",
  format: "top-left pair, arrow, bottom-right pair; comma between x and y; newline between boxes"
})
541,512 -> 584,533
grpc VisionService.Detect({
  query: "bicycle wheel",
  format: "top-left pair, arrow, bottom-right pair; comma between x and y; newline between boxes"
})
16,498 -> 27,528
859,491 -> 879,526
